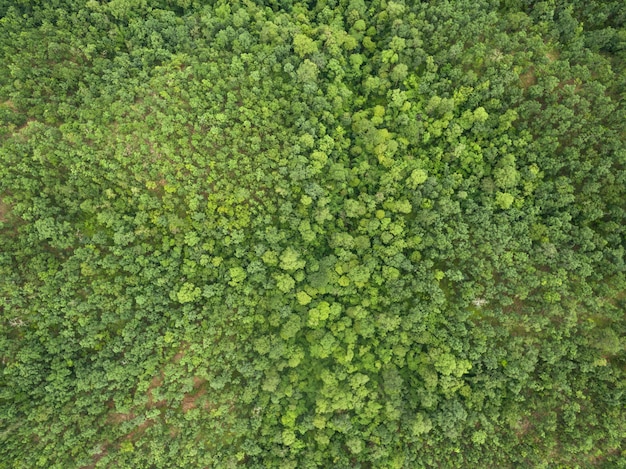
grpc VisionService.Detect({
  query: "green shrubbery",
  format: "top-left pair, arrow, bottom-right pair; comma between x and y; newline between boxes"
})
1,1 -> 625,467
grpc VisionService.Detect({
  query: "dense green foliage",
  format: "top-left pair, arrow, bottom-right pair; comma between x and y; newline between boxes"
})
1,1 -> 625,467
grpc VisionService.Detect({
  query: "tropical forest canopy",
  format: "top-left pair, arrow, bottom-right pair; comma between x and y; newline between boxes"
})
0,0 -> 625,467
